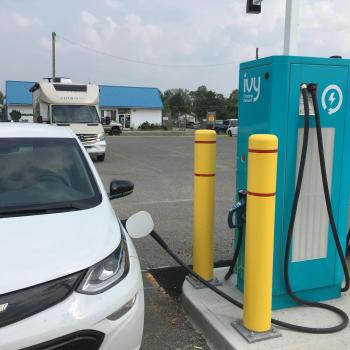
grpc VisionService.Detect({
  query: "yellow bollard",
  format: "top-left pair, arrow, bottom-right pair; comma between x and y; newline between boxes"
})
243,134 -> 278,333
193,130 -> 216,281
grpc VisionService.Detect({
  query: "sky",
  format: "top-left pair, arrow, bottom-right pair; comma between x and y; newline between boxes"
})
1,0 -> 350,96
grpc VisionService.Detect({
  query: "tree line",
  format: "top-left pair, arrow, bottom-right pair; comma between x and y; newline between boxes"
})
0,87 -> 239,122
162,86 -> 238,121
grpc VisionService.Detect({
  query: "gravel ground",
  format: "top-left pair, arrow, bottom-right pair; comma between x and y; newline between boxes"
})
94,135 -> 237,350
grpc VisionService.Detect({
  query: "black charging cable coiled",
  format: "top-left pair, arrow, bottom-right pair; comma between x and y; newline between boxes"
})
280,84 -> 349,333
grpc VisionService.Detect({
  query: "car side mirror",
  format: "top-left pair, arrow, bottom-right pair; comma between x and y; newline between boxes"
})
109,180 -> 134,200
105,116 -> 111,125
126,211 -> 154,239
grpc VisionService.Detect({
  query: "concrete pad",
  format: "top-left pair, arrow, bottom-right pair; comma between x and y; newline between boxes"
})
183,267 -> 350,350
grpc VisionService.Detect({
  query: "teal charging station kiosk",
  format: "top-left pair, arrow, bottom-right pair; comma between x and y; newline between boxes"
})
236,56 -> 350,310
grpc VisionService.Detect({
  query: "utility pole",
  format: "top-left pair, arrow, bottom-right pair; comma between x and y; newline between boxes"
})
283,0 -> 299,55
52,32 -> 56,80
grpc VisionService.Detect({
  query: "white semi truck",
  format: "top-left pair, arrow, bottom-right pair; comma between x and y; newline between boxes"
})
30,78 -> 106,161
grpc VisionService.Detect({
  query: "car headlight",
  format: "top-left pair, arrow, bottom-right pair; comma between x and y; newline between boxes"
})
77,240 -> 129,294
98,133 -> 105,141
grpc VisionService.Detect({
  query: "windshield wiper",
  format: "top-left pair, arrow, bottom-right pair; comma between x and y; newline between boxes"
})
56,123 -> 71,126
0,203 -> 85,217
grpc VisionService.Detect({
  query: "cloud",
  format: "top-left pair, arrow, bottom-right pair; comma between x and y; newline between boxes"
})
300,1 -> 348,30
40,37 -> 51,50
40,36 -> 79,53
72,1 -> 350,90
106,16 -> 118,31
79,11 -> 103,49
105,0 -> 122,9
81,10 -> 98,25
12,13 -> 40,28
297,0 -> 350,56
124,14 -> 142,29
124,14 -> 161,39
7,0 -> 350,96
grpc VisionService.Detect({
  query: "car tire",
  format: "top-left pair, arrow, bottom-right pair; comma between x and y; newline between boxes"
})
111,127 -> 121,136
97,154 -> 105,162
219,129 -> 225,135
228,130 -> 232,137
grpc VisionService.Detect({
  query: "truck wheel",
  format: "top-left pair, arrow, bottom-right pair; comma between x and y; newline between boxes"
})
111,127 -> 121,135
97,154 -> 105,162
228,130 -> 232,137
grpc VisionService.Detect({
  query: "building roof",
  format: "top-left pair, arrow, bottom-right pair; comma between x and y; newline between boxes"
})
6,81 -> 36,105
5,81 -> 163,109
99,85 -> 163,109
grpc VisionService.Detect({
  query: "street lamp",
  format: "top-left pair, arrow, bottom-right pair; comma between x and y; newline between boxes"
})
246,0 -> 262,14
246,0 -> 299,55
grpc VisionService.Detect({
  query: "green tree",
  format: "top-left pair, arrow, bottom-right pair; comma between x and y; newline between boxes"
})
225,89 -> 239,119
211,92 -> 226,119
189,85 -> 208,120
10,110 -> 22,122
161,86 -> 239,122
190,86 -> 228,120
162,89 -> 191,119
0,91 -> 4,105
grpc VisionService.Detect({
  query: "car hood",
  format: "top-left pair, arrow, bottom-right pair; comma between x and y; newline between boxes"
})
0,202 -> 121,294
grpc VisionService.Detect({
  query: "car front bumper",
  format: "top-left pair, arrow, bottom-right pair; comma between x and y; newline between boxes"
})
83,140 -> 106,156
1,252 -> 144,350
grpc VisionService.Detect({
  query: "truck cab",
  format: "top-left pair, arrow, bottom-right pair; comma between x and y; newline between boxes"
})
30,78 -> 106,161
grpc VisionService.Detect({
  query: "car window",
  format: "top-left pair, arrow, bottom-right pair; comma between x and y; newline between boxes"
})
0,138 -> 101,215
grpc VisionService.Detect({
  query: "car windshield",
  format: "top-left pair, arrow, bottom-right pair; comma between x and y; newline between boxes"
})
0,138 -> 101,216
52,105 -> 100,124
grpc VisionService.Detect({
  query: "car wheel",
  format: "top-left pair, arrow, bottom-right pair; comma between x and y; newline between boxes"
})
112,127 -> 121,136
97,154 -> 105,162
219,129 -> 225,135
228,130 -> 232,137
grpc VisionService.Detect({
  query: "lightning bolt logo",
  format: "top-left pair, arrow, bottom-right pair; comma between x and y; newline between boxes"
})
322,84 -> 343,116
328,92 -> 336,105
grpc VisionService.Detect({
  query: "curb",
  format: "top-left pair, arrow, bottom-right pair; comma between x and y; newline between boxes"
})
182,267 -> 350,350
182,287 -> 236,350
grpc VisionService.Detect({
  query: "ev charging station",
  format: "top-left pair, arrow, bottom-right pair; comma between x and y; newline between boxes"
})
140,0 -> 350,346
235,0 -> 350,311
235,56 -> 350,309
181,1 -> 350,343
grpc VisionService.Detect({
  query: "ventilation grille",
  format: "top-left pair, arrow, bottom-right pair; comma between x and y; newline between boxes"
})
292,128 -> 334,262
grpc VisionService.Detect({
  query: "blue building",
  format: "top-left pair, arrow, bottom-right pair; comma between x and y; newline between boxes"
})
5,81 -> 36,122
4,80 -> 163,128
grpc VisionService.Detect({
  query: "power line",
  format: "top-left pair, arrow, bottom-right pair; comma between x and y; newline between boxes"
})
57,34 -> 238,69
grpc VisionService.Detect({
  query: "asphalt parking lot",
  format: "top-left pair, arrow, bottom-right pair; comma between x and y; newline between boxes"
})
95,135 -> 237,349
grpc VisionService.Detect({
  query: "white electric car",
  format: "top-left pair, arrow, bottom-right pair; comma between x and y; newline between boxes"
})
0,123 -> 152,350
226,119 -> 238,137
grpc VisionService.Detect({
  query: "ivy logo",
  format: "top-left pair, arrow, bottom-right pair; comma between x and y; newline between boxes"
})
243,74 -> 261,103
